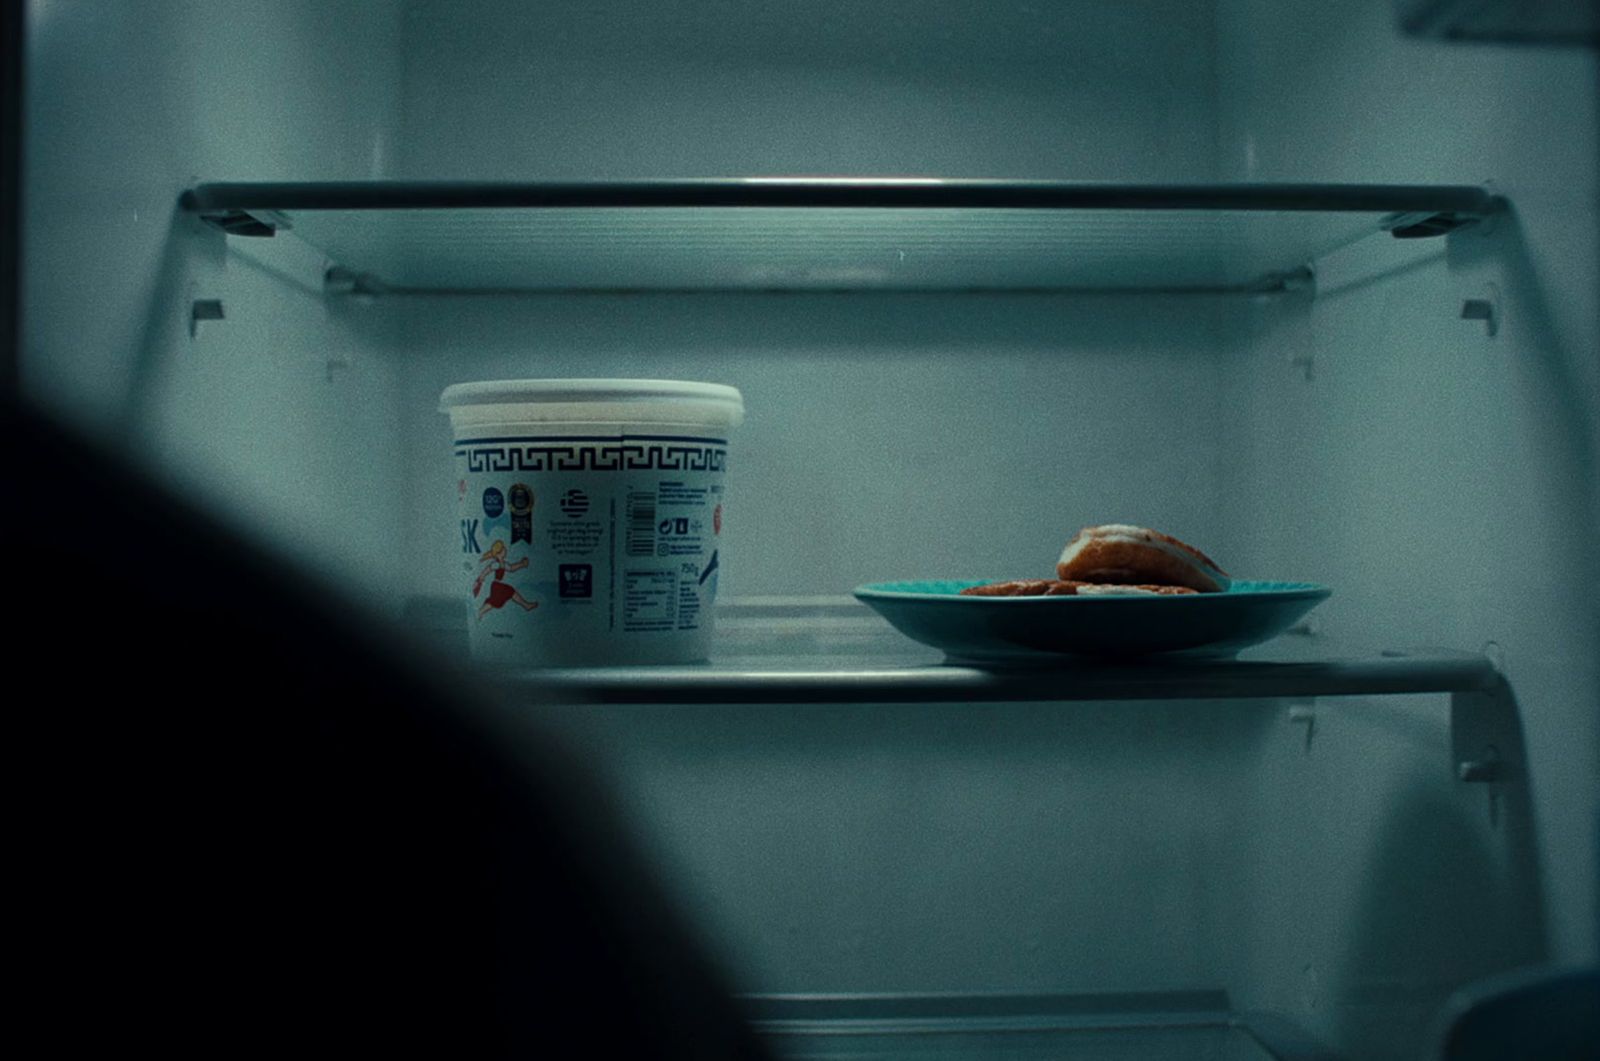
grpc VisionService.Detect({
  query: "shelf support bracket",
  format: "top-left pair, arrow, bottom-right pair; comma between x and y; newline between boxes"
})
324,266 -> 391,297
1382,210 -> 1478,239
1450,677 -> 1523,829
1245,266 -> 1316,296
196,208 -> 292,237
188,298 -> 224,337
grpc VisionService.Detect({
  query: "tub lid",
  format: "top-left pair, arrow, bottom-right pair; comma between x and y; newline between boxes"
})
440,378 -> 744,425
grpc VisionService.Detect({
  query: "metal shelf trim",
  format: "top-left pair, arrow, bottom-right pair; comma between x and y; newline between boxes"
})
183,178 -> 1497,214
498,647 -> 1498,704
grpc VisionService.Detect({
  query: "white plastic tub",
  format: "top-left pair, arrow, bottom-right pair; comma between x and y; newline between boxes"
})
439,379 -> 745,665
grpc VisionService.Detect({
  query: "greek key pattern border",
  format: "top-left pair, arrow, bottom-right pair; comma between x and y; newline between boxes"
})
457,441 -> 727,474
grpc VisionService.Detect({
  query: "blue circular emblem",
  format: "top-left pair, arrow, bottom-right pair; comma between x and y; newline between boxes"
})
482,487 -> 505,518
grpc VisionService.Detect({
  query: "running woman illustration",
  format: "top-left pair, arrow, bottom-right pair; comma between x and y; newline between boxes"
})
473,539 -> 538,619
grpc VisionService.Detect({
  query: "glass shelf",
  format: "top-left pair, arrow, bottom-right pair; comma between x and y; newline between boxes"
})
184,180 -> 1497,295
405,596 -> 1499,705
745,992 -> 1337,1061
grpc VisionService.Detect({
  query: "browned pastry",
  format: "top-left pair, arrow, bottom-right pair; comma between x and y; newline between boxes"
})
1056,524 -> 1230,592
960,579 -> 1198,597
960,579 -> 1064,596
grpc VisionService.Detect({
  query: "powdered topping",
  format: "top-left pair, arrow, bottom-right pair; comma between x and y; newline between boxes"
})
960,579 -> 1199,597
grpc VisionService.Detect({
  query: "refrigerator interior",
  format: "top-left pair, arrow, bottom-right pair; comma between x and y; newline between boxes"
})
20,2 -> 1598,1058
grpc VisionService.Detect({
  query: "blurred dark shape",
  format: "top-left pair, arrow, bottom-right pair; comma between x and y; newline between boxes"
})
1436,966 -> 1599,1060
7,396 -> 769,1059
1396,0 -> 1600,47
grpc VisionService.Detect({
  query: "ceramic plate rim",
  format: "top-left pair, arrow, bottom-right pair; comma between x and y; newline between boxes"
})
853,579 -> 1332,603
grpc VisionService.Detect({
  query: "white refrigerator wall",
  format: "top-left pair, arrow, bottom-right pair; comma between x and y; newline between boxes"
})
395,0 -> 1220,182
1215,0 -> 1600,996
22,0 -> 410,600
517,696 -> 1272,997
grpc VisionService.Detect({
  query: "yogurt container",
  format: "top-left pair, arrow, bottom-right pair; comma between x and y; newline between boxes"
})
440,379 -> 744,665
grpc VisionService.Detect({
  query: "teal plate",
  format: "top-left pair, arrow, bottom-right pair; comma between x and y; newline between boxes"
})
853,580 -> 1332,663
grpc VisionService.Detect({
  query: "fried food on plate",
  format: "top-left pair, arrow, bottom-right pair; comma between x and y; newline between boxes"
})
1056,524 -> 1230,592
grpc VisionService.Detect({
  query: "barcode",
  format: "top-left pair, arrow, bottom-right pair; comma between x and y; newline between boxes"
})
625,492 -> 656,557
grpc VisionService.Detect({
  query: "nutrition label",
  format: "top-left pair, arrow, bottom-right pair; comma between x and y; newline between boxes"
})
623,570 -> 677,631
676,576 -> 702,630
